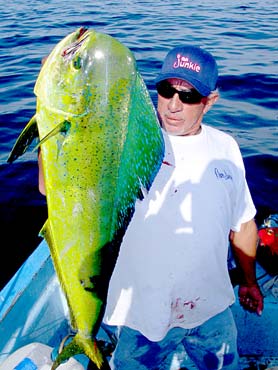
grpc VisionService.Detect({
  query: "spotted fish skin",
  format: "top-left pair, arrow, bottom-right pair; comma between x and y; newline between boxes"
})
8,28 -> 164,369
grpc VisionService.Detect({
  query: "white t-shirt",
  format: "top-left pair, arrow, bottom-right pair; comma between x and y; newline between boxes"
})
103,124 -> 256,341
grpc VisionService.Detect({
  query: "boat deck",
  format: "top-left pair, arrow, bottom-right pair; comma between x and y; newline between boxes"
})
0,240 -> 277,369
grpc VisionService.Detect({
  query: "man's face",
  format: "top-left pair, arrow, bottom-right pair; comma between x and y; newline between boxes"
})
157,78 -> 208,136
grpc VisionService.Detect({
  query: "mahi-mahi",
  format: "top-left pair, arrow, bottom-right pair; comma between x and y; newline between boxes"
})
8,27 -> 164,369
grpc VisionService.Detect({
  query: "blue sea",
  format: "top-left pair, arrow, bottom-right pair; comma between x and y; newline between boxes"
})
0,0 -> 277,288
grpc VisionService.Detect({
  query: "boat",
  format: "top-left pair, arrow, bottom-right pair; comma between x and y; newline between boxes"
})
0,236 -> 278,369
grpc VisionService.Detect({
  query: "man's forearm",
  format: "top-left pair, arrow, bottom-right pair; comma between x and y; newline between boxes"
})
230,219 -> 264,314
229,219 -> 258,285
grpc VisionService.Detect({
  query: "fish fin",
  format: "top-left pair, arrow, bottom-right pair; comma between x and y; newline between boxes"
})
137,176 -> 148,200
40,220 -> 78,328
33,120 -> 71,151
39,220 -> 66,290
51,334 -> 109,370
7,115 -> 39,163
39,219 -> 48,239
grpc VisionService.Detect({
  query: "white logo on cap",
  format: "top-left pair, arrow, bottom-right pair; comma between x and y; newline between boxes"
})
173,54 -> 201,72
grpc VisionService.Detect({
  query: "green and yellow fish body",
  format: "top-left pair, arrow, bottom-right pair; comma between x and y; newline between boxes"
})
8,28 -> 164,369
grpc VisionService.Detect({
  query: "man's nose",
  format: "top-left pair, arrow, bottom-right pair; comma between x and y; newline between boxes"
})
168,93 -> 183,111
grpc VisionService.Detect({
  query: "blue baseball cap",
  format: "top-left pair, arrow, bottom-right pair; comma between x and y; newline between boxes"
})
155,45 -> 218,96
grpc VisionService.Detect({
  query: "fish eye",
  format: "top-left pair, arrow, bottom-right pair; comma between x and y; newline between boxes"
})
73,56 -> 82,70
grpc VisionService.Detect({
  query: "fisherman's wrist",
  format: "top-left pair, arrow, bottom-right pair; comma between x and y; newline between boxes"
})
239,281 -> 259,288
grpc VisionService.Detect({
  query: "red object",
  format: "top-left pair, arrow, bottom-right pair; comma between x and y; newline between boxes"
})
258,227 -> 278,255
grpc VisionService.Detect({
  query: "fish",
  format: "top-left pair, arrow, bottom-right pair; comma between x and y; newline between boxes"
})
7,27 -> 164,369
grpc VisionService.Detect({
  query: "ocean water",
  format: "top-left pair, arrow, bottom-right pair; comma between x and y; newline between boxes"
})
0,0 -> 277,287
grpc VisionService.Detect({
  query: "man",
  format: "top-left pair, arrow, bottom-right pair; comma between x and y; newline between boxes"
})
101,45 -> 264,369
38,45 -> 264,369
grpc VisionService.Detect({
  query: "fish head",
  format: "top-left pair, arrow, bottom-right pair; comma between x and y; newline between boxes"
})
35,27 -> 137,118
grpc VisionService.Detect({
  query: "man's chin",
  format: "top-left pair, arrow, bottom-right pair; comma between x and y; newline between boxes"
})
163,124 -> 182,136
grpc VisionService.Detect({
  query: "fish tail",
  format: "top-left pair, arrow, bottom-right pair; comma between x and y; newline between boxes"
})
51,333 -> 110,370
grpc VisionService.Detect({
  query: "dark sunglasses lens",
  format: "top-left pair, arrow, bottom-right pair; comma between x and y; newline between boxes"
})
178,90 -> 204,104
156,81 -> 204,104
156,82 -> 175,99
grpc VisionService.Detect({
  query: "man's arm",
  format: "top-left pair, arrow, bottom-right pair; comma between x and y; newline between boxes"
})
230,219 -> 264,315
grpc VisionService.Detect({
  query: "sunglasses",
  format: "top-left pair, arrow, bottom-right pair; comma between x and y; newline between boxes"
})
156,81 -> 205,104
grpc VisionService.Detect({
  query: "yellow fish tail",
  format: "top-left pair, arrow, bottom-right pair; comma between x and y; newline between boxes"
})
51,333 -> 110,370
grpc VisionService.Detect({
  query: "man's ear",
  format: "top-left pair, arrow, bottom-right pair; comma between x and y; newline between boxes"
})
203,91 -> 219,114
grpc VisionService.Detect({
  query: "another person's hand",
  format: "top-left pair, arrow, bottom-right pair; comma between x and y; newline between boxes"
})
38,149 -> 46,195
42,56 -> 48,65
238,284 -> 264,316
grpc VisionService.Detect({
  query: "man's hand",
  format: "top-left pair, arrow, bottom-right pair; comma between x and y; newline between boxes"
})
238,284 -> 264,316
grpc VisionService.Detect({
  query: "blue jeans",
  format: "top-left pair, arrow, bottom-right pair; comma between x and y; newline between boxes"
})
101,308 -> 239,370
